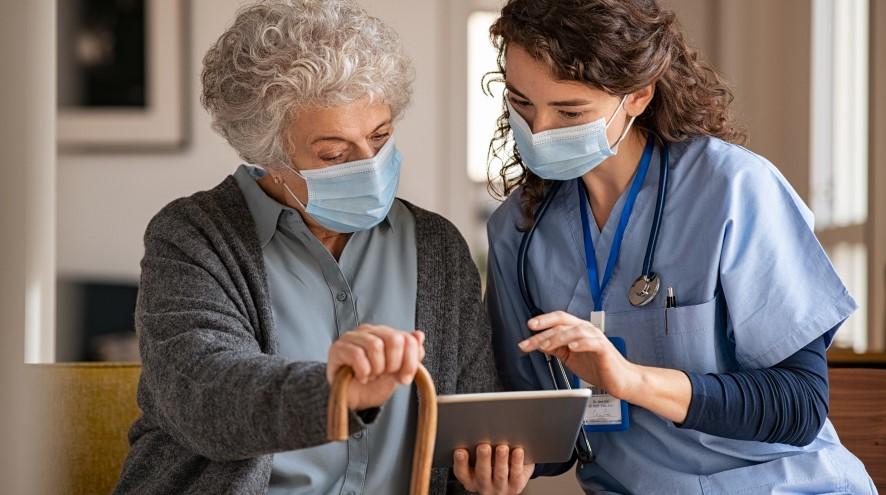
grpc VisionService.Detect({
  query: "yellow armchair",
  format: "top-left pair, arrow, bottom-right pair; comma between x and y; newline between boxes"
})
31,362 -> 141,495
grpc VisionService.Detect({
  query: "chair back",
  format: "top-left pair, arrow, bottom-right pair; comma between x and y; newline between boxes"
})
828,367 -> 886,489
31,362 -> 141,495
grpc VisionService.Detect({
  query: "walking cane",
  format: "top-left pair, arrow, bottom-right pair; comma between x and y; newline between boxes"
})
328,364 -> 438,495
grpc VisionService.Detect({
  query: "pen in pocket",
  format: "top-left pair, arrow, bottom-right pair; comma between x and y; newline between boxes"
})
665,287 -> 676,335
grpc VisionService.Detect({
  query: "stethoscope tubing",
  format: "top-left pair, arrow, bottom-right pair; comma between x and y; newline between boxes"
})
518,139 -> 669,312
642,141 -> 669,278
517,181 -> 564,317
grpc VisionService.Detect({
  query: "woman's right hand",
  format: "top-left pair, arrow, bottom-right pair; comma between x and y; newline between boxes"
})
453,444 -> 533,494
326,324 -> 426,411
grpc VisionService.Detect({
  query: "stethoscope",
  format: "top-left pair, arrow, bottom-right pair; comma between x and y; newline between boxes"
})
515,138 -> 669,464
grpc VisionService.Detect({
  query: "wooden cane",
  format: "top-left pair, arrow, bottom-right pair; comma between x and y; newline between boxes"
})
328,364 -> 438,495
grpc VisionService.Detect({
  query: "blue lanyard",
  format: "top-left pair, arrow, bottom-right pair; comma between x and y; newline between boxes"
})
578,135 -> 656,311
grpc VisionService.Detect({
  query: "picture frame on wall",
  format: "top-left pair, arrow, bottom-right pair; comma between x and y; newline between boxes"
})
57,0 -> 186,150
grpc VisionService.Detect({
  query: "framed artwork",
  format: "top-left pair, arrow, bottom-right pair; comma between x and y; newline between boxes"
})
57,0 -> 186,150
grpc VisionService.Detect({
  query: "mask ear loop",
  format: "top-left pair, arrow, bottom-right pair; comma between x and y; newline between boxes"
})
604,95 -> 637,152
281,182 -> 308,210
280,161 -> 309,210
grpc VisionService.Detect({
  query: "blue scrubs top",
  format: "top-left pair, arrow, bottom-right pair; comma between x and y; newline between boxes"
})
486,136 -> 875,494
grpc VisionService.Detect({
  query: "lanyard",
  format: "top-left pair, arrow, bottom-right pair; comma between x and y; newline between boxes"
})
578,135 -> 655,311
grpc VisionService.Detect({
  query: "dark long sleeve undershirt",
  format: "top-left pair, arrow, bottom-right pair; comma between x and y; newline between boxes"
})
679,334 -> 830,447
534,334 -> 831,478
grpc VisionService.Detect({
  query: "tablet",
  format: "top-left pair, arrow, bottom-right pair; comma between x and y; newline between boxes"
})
432,388 -> 591,467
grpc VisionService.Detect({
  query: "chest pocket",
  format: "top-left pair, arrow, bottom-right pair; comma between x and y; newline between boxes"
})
603,306 -> 666,368
604,297 -> 733,374
657,296 -> 734,374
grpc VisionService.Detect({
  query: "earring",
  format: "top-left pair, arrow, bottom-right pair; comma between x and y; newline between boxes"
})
271,175 -> 283,185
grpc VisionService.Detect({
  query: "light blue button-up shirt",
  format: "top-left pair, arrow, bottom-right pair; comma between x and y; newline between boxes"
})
234,165 -> 418,495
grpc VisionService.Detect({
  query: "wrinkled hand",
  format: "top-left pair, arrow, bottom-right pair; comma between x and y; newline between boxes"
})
453,444 -> 533,495
518,311 -> 641,401
326,324 -> 425,411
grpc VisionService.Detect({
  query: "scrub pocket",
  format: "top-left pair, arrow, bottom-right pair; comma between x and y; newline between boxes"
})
656,297 -> 731,373
700,447 -> 853,495
584,296 -> 732,373
603,306 -> 667,368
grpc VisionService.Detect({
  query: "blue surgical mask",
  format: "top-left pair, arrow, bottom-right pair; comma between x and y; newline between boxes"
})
282,137 -> 401,233
507,96 -> 635,181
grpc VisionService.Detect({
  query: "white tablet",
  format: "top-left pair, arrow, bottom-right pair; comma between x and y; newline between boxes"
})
432,389 -> 591,467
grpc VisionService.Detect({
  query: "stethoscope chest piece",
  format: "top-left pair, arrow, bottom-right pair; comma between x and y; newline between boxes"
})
628,273 -> 660,307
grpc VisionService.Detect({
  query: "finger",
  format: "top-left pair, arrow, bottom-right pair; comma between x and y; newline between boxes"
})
475,444 -> 493,489
333,342 -> 373,384
542,335 -> 605,358
566,337 -> 607,353
527,311 -> 581,331
518,325 -> 567,351
343,332 -> 386,378
399,333 -> 420,384
493,445 -> 509,487
413,330 -> 426,362
509,447 -> 525,487
327,344 -> 343,384
345,331 -> 387,377
452,449 -> 476,491
518,325 -> 573,352
522,464 -> 536,486
381,331 -> 405,374
362,326 -> 414,374
544,326 -> 600,351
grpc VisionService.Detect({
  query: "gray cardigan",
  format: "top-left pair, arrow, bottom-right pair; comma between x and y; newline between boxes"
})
114,177 -> 499,494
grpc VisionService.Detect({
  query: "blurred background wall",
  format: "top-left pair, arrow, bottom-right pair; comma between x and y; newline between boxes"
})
1,2 -> 55,493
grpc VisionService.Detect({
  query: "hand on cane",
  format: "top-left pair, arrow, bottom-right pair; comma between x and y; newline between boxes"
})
326,324 -> 426,411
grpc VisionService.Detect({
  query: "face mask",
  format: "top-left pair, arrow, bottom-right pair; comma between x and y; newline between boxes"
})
281,137 -> 402,233
507,96 -> 636,181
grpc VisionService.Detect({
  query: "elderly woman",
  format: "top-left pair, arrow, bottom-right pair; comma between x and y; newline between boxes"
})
113,1 -> 532,494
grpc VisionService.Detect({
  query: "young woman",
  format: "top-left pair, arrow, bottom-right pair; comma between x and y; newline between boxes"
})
484,0 -> 876,493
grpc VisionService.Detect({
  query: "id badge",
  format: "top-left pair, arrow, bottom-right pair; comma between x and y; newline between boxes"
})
580,311 -> 630,432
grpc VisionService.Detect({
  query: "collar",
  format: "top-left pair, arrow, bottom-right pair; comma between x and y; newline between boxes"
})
232,165 -> 393,249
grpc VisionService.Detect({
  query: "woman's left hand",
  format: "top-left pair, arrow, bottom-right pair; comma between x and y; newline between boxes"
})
518,311 -> 642,401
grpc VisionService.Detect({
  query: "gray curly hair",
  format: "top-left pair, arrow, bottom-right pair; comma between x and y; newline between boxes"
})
201,0 -> 414,168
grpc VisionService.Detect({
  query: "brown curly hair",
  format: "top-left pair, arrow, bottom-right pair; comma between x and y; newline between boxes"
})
485,0 -> 746,227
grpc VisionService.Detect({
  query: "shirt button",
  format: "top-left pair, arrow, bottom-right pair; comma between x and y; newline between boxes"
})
336,292 -> 348,302
352,431 -> 363,439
